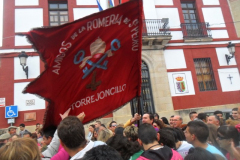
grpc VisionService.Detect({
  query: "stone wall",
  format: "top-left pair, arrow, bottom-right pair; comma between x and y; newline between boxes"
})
228,0 -> 240,37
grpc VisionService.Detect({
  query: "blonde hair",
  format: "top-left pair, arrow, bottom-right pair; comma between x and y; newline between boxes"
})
123,126 -> 138,141
97,129 -> 113,142
0,138 -> 41,160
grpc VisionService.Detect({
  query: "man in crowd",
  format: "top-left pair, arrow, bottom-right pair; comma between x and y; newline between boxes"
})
23,131 -> 32,138
58,116 -> 105,159
231,108 -> 239,120
19,123 -> 29,137
0,133 -> 11,148
137,123 -> 182,160
142,113 -> 154,124
109,121 -> 117,133
184,121 -> 226,159
189,111 -> 198,121
214,110 -> 225,125
207,115 -> 220,128
42,126 -> 57,146
154,113 -> 159,120
8,126 -> 17,135
36,123 -> 41,131
197,113 -> 208,123
169,115 -> 174,127
95,121 -> 101,129
173,115 -> 186,129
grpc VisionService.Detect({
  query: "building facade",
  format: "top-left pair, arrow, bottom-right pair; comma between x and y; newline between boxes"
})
0,0 -> 240,130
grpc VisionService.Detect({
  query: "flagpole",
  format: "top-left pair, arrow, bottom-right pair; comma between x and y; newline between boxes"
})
137,96 -> 141,127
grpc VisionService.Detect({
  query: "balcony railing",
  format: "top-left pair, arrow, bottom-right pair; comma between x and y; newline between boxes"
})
181,22 -> 212,38
142,19 -> 171,36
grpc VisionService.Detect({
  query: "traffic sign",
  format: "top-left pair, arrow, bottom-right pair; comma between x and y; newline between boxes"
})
5,106 -> 18,118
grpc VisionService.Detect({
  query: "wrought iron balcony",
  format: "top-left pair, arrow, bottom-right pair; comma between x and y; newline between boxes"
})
181,22 -> 212,39
142,19 -> 171,36
142,19 -> 171,49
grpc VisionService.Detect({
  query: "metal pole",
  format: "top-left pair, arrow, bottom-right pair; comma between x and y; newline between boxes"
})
137,96 -> 141,127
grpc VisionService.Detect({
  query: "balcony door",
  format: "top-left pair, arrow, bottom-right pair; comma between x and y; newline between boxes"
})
181,2 -> 203,37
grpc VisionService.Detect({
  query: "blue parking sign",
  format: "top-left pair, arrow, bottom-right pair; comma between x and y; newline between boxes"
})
5,106 -> 18,118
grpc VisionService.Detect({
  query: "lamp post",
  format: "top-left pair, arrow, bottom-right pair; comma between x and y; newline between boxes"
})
225,42 -> 235,65
18,51 -> 28,79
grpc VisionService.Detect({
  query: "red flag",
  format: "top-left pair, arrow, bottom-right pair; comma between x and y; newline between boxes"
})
23,0 -> 143,127
121,0 -> 130,3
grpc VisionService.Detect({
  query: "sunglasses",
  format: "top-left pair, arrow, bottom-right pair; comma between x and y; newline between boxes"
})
111,124 -> 117,127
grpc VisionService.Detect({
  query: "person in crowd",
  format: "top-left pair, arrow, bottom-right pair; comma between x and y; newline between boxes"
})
173,115 -> 186,129
207,123 -> 220,149
36,123 -> 41,132
109,121 -> 117,133
184,147 -> 217,160
164,128 -> 192,158
87,124 -> 95,141
170,115 -> 175,127
214,110 -> 225,125
123,113 -> 141,128
208,115 -> 221,128
58,116 -> 105,159
153,119 -> 165,131
97,128 -> 113,142
95,120 -> 101,129
214,110 -> 224,120
0,138 -> 41,160
37,129 -> 43,144
23,131 -> 32,138
19,123 -> 29,137
161,117 -> 170,125
154,113 -> 159,120
11,134 -> 20,140
115,127 -> 124,135
8,126 -> 17,135
158,128 -> 176,149
91,127 -> 99,141
42,125 -> 57,146
217,125 -> 240,160
226,108 -> 240,126
142,113 -> 154,124
197,113 -> 208,123
184,121 -> 226,159
137,123 -> 183,160
0,133 -> 11,148
107,134 -> 143,160
81,145 -> 123,160
231,108 -> 239,120
189,111 -> 198,121
123,126 -> 138,142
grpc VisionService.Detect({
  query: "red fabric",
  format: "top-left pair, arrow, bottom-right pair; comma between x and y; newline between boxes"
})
121,0 -> 130,3
23,0 -> 143,127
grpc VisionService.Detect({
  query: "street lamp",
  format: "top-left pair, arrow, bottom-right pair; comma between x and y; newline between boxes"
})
225,42 -> 235,65
18,51 -> 28,79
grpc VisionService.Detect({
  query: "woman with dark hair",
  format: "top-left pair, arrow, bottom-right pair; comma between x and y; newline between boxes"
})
161,117 -> 170,125
87,124 -> 95,141
184,147 -> 217,160
106,134 -> 143,160
217,125 -> 240,160
153,119 -> 165,131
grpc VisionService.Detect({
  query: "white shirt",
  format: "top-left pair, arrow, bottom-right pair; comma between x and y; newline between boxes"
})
70,140 -> 105,160
177,141 -> 193,158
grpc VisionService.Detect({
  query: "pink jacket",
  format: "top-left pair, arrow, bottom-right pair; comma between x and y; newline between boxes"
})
51,145 -> 69,160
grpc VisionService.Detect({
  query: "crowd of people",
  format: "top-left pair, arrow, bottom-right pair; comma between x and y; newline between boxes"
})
0,107 -> 240,160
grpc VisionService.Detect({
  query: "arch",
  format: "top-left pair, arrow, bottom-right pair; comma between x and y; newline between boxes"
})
130,60 -> 155,116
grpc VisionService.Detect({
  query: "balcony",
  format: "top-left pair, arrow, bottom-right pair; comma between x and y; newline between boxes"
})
142,19 -> 172,49
181,22 -> 213,42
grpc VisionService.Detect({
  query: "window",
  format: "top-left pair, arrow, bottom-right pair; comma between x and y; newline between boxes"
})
130,61 -> 155,116
49,2 -> 68,26
194,58 -> 217,91
181,2 -> 198,24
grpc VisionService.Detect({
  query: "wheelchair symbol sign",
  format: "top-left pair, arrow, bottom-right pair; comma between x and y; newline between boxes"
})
5,106 -> 18,118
